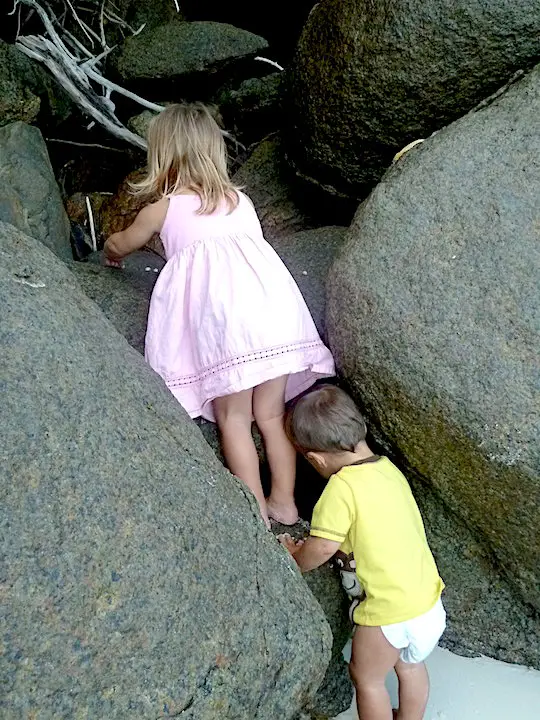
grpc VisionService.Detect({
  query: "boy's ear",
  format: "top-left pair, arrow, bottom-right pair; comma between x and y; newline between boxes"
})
306,451 -> 327,472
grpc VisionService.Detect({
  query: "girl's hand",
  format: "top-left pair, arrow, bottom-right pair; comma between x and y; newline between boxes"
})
103,255 -> 124,269
277,533 -> 305,556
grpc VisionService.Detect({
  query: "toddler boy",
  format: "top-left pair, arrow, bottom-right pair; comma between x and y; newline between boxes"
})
279,385 -> 445,720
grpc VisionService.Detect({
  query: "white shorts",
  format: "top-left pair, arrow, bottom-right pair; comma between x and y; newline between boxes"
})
381,598 -> 446,664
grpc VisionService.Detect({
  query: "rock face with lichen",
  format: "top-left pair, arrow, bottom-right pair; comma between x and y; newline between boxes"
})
0,39 -> 71,128
0,41 -> 41,126
1,221 -> 332,719
327,66 -> 540,666
290,0 -> 540,197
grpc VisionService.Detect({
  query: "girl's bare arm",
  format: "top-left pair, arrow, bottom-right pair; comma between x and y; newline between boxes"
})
104,198 -> 168,260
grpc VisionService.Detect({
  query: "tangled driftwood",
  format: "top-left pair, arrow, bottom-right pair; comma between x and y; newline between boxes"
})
11,0 -> 170,149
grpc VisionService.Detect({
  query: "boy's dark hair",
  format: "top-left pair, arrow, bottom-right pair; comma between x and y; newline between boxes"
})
286,384 -> 367,453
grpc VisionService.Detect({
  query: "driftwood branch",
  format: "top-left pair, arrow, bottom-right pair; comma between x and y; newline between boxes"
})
46,137 -> 127,152
85,194 -> 97,251
13,0 -> 165,149
254,56 -> 284,72
17,33 -> 148,149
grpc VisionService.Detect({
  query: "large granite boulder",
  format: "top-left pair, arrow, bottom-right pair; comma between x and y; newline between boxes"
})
0,122 -> 71,260
114,21 -> 267,82
67,225 -> 349,715
327,66 -> 540,664
271,521 -> 353,719
414,478 -> 540,669
1,221 -> 332,718
290,0 -> 540,197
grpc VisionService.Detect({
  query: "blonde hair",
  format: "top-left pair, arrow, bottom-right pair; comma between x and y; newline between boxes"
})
131,103 -> 240,214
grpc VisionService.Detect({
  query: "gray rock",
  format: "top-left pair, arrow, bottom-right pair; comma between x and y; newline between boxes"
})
218,73 -> 283,143
114,21 -> 268,81
70,251 -> 165,354
126,108 -> 158,139
1,221 -> 332,719
327,66 -> 540,664
126,103 -> 177,140
0,122 -> 71,260
233,138 -> 309,239
128,108 -> 168,140
269,227 -> 346,340
290,0 -> 540,197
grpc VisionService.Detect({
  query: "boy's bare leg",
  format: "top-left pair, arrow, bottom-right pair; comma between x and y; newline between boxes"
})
394,659 -> 429,720
253,375 -> 298,525
214,389 -> 270,527
349,625 -> 400,720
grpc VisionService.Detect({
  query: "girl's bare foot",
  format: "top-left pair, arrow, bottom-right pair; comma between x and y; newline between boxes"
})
266,498 -> 299,526
260,506 -> 271,530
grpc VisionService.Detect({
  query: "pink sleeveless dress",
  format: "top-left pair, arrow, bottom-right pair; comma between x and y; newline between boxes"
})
144,191 -> 335,421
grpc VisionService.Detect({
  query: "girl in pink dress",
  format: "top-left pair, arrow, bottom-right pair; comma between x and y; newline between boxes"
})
104,103 -> 335,527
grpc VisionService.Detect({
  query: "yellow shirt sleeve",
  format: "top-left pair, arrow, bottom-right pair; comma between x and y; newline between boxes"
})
310,475 -> 354,543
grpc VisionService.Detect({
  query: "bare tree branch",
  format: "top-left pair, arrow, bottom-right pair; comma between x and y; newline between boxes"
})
12,0 -> 166,149
17,33 -> 147,149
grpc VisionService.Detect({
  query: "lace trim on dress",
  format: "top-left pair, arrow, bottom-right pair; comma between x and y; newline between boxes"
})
165,339 -> 324,387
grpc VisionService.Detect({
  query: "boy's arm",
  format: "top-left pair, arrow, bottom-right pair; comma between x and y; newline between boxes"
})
279,534 -> 340,572
104,199 -> 168,260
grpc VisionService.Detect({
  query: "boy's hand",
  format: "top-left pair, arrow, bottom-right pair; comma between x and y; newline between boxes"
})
278,534 -> 341,573
277,533 -> 305,556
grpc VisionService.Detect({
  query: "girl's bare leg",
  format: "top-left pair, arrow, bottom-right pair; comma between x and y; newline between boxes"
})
394,659 -> 429,720
349,626 -> 400,720
213,389 -> 269,527
253,375 -> 298,525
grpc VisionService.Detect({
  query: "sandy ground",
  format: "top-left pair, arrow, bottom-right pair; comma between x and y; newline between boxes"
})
333,643 -> 540,719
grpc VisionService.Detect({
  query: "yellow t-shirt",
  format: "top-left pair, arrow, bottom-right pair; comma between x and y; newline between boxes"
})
310,457 -> 444,626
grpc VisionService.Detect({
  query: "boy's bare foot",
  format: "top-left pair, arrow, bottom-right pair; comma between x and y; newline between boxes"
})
266,499 -> 299,526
